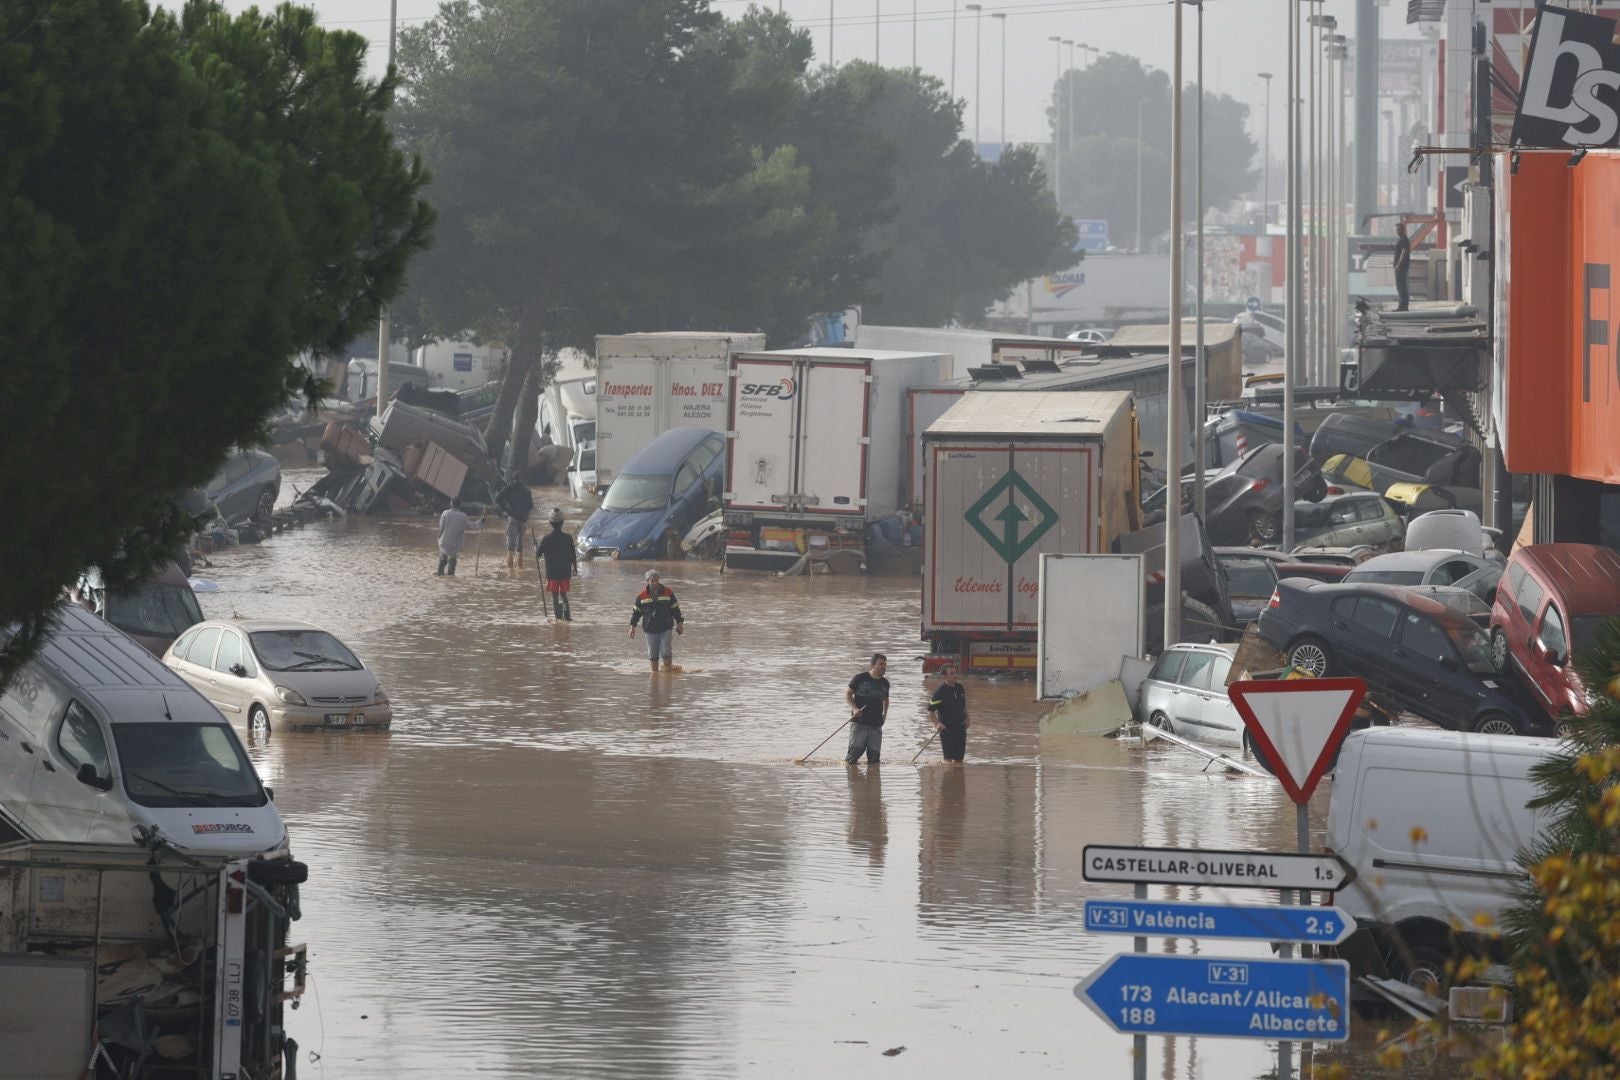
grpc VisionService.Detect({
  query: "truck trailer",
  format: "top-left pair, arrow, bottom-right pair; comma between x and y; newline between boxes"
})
594,331 -> 766,492
921,391 -> 1141,673
722,348 -> 948,572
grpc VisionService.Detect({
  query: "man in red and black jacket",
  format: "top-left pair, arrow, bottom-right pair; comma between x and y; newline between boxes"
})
629,569 -> 684,672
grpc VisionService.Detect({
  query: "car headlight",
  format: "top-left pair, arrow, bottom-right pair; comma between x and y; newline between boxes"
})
275,685 -> 307,706
372,684 -> 389,706
627,537 -> 651,551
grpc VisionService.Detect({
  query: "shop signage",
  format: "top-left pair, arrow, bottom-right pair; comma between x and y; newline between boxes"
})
1513,5 -> 1620,148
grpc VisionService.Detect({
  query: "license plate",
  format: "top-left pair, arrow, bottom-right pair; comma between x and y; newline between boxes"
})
324,713 -> 358,725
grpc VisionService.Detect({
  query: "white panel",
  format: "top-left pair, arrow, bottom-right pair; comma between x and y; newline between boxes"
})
595,356 -> 661,485
726,359 -> 800,510
1008,446 -> 1094,627
663,357 -> 730,431
909,389 -> 963,511
797,361 -> 871,514
1037,554 -> 1144,700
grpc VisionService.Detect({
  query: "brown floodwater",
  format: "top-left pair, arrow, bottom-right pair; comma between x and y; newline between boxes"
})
195,470 -> 1356,1079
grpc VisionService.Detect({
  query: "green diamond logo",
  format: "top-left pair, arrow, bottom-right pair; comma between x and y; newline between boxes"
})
965,469 -> 1058,564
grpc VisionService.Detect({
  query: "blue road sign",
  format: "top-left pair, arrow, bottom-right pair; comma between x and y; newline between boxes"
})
1083,899 -> 1355,946
1246,295 -> 1262,312
1074,219 -> 1110,253
1075,953 -> 1351,1042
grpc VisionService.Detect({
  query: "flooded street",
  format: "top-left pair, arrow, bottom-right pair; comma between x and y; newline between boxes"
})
200,471 -> 1347,1078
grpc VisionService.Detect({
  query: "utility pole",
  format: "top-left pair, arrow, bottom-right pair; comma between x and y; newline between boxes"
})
912,0 -> 918,68
1064,39 -> 1076,149
951,4 -> 958,98
967,4 -> 983,144
1283,0 -> 1300,554
829,0 -> 835,65
1135,98 -> 1145,252
993,13 -> 1007,147
1051,35 -> 1065,208
875,0 -> 881,64
1259,72 -> 1273,226
375,0 -> 398,415
1165,0 -> 1186,646
1190,0 -> 1207,520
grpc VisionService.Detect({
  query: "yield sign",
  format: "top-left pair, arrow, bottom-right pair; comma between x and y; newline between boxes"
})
1228,678 -> 1367,803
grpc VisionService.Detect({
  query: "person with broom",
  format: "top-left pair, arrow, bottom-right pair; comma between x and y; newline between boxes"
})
536,508 -> 578,620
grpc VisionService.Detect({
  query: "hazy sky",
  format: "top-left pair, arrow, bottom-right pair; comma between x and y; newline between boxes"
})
209,0 -> 1426,163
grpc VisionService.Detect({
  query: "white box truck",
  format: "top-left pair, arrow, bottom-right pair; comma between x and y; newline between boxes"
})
594,331 -> 766,492
920,391 -> 1140,673
723,348 -> 948,571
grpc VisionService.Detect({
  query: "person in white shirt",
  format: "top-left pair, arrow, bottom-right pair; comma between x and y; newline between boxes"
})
435,499 -> 479,576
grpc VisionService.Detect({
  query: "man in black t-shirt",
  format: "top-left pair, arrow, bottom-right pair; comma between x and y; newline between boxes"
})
536,508 -> 578,620
845,653 -> 890,765
1392,222 -> 1411,312
928,663 -> 969,763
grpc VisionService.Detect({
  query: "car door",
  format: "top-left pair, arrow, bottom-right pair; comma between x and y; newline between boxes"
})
1331,593 -> 1402,692
1182,652 -> 1241,745
207,630 -> 251,718
175,626 -> 223,704
1324,499 -> 1362,546
1140,650 -> 1186,725
27,700 -> 113,841
670,457 -> 703,536
1171,650 -> 1218,732
1391,609 -> 1470,725
1522,599 -> 1570,712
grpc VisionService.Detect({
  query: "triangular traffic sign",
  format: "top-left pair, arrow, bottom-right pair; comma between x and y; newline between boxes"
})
1228,678 -> 1367,804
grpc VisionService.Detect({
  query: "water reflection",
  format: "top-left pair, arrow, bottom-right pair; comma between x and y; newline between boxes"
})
176,473 -> 1362,1078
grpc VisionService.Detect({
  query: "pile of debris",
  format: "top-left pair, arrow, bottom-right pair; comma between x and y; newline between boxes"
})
298,401 -> 499,515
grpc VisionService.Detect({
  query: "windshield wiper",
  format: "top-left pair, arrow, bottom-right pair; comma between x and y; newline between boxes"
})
128,773 -> 215,807
282,658 -> 355,671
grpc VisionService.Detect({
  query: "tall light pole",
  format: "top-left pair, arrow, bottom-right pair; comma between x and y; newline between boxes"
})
1187,0 -> 1207,519
1331,36 -> 1348,379
1064,39 -> 1076,149
1164,0 -> 1186,647
951,4 -> 958,99
912,0 -> 918,68
1259,72 -> 1273,226
1051,35 -> 1064,208
1135,97 -> 1145,252
1313,15 -> 1337,387
992,13 -> 1007,147
376,0 -> 399,413
829,1 -> 835,64
967,4 -> 983,145
1283,0 -> 1300,554
875,0 -> 880,64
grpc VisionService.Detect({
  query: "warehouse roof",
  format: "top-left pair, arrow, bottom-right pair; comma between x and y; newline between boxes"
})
924,390 -> 1134,437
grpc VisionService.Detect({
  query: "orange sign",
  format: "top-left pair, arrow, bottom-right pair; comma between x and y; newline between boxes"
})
1499,149 -> 1620,482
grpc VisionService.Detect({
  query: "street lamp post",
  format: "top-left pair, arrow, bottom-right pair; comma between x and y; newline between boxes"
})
875,0 -> 880,64
829,0 -> 835,65
1283,0 -> 1300,554
1051,35 -> 1064,208
1064,39 -> 1076,149
951,4 -> 958,98
992,13 -> 1007,147
1259,72 -> 1273,226
967,4 -> 983,145
1165,0 -> 1186,647
376,0 -> 399,413
1135,97 -> 1145,252
1187,0 -> 1207,520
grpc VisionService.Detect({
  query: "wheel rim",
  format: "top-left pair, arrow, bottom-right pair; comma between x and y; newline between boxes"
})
257,491 -> 274,521
1476,715 -> 1517,736
250,708 -> 270,738
1489,630 -> 1508,669
1252,513 -> 1280,542
1289,642 -> 1328,676
1149,712 -> 1171,731
1555,718 -> 1574,739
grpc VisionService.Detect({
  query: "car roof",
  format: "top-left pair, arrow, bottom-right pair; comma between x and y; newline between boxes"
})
192,618 -> 327,635
1514,544 -> 1620,613
19,604 -> 194,693
1167,642 -> 1240,657
1348,549 -> 1475,571
620,426 -> 720,474
1280,580 -> 1460,621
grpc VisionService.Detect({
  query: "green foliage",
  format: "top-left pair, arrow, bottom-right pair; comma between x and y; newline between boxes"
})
0,0 -> 431,659
1049,52 -> 1256,246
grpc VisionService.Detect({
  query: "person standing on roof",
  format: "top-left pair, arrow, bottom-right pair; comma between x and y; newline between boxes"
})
1392,222 -> 1411,312
496,474 -> 534,571
536,509 -> 578,620
629,569 -> 684,672
928,663 -> 969,764
845,653 -> 890,765
435,498 -> 479,576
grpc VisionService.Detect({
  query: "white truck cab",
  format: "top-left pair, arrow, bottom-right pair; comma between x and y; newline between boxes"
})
1327,727 -> 1553,988
0,605 -> 288,859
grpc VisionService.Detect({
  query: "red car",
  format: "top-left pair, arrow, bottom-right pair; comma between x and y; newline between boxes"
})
1489,543 -> 1620,722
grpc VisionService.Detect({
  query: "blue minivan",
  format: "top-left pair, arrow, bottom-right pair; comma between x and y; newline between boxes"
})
577,427 -> 726,560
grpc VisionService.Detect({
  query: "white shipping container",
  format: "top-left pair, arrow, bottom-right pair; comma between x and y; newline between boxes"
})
595,332 -> 765,488
922,391 -> 1138,641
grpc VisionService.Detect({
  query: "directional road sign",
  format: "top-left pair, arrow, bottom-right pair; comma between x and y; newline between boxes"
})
1082,845 -> 1355,891
1083,898 -> 1355,945
1228,678 -> 1368,804
1075,953 -> 1351,1041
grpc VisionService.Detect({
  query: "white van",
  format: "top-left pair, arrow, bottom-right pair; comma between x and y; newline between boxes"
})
1327,727 -> 1554,987
0,605 -> 288,859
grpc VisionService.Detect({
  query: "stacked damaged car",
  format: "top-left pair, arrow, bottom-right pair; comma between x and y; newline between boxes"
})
298,400 -> 503,515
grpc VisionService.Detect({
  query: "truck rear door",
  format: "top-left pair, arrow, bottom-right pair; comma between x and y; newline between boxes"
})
727,357 -> 801,512
796,359 -> 871,516
665,356 -> 730,432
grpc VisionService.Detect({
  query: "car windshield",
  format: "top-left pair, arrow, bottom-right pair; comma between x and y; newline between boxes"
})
602,474 -> 672,512
1344,569 -> 1423,586
1293,502 -> 1336,530
249,629 -> 362,672
114,723 -> 266,808
1224,561 -> 1276,597
1447,621 -> 1498,674
105,583 -> 204,638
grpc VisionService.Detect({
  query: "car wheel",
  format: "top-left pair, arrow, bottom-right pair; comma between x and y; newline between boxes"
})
1472,710 -> 1522,736
1489,627 -> 1509,670
1248,510 -> 1281,544
660,529 -> 682,560
1244,731 -> 1277,775
249,704 -> 271,740
1388,924 -> 1456,996
1148,711 -> 1173,734
1554,716 -> 1575,739
1285,635 -> 1332,677
255,488 -> 276,523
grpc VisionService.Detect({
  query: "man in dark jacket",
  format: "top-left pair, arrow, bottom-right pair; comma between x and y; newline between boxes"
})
928,663 -> 969,763
845,653 -> 890,765
536,508 -> 577,620
629,570 -> 684,672
496,475 -> 534,571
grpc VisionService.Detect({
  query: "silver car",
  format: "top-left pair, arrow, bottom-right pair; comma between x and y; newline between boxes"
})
1138,643 -> 1245,749
164,620 -> 392,736
1289,492 -> 1405,553
1342,549 -> 1502,602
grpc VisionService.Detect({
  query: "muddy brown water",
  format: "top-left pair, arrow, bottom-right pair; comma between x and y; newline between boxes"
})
194,471 -> 1367,1078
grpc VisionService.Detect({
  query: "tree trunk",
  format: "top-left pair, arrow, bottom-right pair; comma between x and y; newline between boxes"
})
483,321 -> 539,470
509,362 -> 541,482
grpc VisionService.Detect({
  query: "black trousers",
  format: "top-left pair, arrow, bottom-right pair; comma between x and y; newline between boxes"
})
1395,270 -> 1409,311
940,725 -> 967,761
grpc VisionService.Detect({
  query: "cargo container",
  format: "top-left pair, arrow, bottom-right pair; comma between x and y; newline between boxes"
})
921,391 -> 1141,671
855,325 -> 1085,379
595,332 -> 766,491
723,348 -> 948,572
